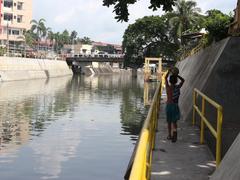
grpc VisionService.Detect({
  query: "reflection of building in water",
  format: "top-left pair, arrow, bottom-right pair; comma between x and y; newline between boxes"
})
0,77 -> 72,156
143,82 -> 158,106
0,101 -> 30,156
144,82 -> 151,106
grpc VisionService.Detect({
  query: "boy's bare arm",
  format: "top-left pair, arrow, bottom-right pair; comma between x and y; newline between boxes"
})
177,75 -> 185,87
165,71 -> 170,87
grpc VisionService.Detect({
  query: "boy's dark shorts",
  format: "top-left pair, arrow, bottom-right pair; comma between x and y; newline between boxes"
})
166,103 -> 180,123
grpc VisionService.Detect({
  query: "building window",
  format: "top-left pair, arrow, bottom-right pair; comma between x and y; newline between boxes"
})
4,13 -> 13,21
17,2 -> 23,10
12,29 -> 20,35
17,15 -> 23,23
4,0 -> 13,8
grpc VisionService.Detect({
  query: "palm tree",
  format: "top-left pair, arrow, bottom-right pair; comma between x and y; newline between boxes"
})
30,18 -> 47,50
43,27 -> 52,51
169,0 -> 202,44
47,30 -> 55,51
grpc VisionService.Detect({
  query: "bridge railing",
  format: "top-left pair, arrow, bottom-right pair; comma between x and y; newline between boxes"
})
192,88 -> 223,167
128,81 -> 162,180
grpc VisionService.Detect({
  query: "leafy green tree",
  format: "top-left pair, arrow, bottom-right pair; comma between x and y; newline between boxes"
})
122,15 -> 179,67
205,9 -> 232,42
53,32 -> 61,53
70,31 -> 78,44
78,36 -> 92,44
61,29 -> 70,44
23,30 -> 37,47
103,0 -> 176,22
168,0 -> 203,43
47,30 -> 55,48
52,30 -> 71,53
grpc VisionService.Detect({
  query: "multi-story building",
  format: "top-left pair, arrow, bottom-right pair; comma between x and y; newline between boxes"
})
0,0 -> 32,47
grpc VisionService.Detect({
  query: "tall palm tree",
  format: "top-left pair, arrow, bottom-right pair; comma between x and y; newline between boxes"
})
169,0 -> 202,44
31,18 -> 47,50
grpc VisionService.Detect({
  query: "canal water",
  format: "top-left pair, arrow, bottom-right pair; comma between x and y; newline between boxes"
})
0,74 -> 155,180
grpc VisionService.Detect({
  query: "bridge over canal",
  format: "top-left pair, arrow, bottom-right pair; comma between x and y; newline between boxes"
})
66,56 -> 175,74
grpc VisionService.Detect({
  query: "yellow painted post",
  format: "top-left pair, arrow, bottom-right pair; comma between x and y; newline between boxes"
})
216,106 -> 223,167
152,108 -> 156,150
157,59 -> 162,81
192,90 -> 196,125
200,98 -> 205,144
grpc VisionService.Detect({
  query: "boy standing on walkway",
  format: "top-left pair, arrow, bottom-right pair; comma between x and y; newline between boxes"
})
165,68 -> 185,142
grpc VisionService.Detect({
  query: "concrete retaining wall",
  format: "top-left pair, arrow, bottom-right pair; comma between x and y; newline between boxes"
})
0,57 -> 73,81
177,37 -> 240,156
210,132 -> 240,180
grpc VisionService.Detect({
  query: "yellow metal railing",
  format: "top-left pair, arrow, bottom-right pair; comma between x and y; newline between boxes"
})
192,88 -> 223,167
180,43 -> 203,60
129,81 -> 162,180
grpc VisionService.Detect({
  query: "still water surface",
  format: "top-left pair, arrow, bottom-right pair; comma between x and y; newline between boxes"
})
0,74 -> 154,180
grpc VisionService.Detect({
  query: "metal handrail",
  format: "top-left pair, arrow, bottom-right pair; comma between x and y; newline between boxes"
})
129,81 -> 162,180
192,88 -> 223,167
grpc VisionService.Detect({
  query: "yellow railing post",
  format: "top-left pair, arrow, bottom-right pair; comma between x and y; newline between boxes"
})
200,98 -> 205,144
152,107 -> 156,150
193,90 -> 196,125
216,106 -> 223,167
192,88 -> 223,168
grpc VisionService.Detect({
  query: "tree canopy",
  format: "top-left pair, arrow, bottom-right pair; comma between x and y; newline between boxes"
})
122,15 -> 179,67
168,0 -> 203,39
103,0 -> 176,22
205,9 -> 232,42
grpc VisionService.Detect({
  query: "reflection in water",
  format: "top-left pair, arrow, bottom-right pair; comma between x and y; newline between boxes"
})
0,74 -> 154,180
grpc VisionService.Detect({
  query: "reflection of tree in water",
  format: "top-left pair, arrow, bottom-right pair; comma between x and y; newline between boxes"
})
72,74 -> 151,141
120,79 -> 155,141
0,74 -> 151,145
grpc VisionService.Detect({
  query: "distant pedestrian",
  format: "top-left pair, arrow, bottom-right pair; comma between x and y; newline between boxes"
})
165,67 -> 185,142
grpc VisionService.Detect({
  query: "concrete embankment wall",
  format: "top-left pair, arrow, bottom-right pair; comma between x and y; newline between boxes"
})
210,132 -> 240,180
0,57 -> 73,81
177,37 -> 240,156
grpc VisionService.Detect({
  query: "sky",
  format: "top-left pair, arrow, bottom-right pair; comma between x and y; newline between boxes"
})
33,0 -> 237,45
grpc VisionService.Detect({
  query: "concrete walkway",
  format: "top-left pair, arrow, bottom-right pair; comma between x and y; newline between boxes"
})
151,94 -> 215,180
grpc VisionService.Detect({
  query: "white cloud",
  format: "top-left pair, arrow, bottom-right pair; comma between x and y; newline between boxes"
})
33,0 -> 237,44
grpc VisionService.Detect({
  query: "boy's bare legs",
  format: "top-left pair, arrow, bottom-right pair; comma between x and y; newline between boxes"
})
171,122 -> 178,142
167,122 -> 172,139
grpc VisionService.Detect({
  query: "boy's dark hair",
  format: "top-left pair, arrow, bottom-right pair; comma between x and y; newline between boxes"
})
169,75 -> 178,85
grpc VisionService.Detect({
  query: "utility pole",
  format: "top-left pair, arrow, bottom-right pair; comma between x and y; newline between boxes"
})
6,20 -> 9,56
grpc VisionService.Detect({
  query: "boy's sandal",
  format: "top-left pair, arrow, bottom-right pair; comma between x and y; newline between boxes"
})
172,131 -> 177,143
167,135 -> 172,140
